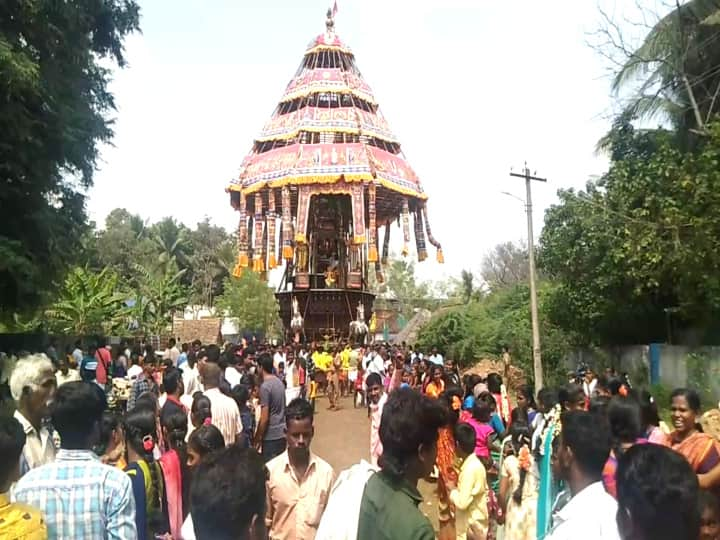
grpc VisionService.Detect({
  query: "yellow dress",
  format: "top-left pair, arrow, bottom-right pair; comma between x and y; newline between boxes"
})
0,493 -> 47,540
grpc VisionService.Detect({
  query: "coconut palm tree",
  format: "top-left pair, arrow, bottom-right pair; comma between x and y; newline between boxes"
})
611,0 -> 720,132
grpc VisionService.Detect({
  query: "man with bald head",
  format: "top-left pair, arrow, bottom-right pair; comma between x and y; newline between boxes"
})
202,359 -> 241,445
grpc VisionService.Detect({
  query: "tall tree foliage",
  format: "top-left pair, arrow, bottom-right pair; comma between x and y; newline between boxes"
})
596,0 -> 720,134
0,1 -> 140,317
480,241 -> 529,291
44,266 -> 127,336
540,117 -> 720,344
215,272 -> 280,334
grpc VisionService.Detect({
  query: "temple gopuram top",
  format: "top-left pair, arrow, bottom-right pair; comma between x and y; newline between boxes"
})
227,8 -> 442,340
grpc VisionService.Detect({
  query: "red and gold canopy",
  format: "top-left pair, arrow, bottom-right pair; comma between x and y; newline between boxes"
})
228,10 -> 442,277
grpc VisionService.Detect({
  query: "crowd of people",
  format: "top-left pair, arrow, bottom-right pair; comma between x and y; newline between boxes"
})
0,338 -> 719,540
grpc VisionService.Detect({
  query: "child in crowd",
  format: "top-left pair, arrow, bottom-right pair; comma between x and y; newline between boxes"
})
449,422 -> 489,540
466,393 -> 499,466
353,358 -> 365,408
277,361 -> 287,388
499,422 -> 537,540
98,411 -> 126,469
230,384 -> 255,449
699,490 -> 720,540
182,424 -> 226,540
124,408 -> 170,540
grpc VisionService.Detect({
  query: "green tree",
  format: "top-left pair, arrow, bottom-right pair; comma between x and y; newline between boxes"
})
596,0 -> 720,133
416,282 -> 571,382
215,272 -> 280,334
371,256 -> 434,319
92,209 -> 157,283
540,117 -> 720,344
150,217 -> 191,274
128,265 -> 188,336
0,1 -> 140,317
44,266 -> 127,336
187,218 -> 234,308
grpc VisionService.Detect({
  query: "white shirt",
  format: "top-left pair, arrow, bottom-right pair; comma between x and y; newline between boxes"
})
56,369 -> 80,386
273,351 -> 286,370
545,482 -> 621,540
429,353 -> 444,366
204,387 -> 241,446
225,366 -> 242,388
366,354 -> 385,376
127,364 -> 143,381
14,410 -> 55,475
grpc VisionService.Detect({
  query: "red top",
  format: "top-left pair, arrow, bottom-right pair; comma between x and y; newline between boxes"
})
95,348 -> 111,384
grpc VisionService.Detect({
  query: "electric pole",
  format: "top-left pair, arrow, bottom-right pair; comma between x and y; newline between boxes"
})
509,163 -> 546,390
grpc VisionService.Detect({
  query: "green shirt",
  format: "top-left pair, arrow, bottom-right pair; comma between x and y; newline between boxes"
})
357,471 -> 435,540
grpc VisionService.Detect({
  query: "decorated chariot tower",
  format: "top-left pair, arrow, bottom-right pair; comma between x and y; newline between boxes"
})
227,9 -> 442,342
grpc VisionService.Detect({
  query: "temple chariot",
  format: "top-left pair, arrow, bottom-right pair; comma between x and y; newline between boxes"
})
227,9 -> 442,343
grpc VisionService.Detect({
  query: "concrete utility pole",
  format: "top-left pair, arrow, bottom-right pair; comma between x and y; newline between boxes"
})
509,163 -> 546,390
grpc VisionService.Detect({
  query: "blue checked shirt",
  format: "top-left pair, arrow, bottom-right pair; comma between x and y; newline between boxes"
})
14,449 -> 137,540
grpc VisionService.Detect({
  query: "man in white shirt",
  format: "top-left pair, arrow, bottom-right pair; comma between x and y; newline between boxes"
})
55,357 -> 80,387
9,354 -> 57,476
202,362 -> 241,446
71,340 -> 84,367
273,346 -> 287,372
165,338 -> 180,366
546,411 -> 620,540
428,347 -> 443,366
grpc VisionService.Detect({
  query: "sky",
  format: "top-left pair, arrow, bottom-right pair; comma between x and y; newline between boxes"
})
88,0 -> 657,284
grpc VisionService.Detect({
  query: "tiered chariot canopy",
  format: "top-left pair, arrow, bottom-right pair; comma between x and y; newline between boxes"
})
227,10 -> 442,288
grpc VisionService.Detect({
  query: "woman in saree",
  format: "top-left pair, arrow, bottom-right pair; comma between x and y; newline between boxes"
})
436,388 -> 463,540
535,401 -> 563,539
500,421 -> 537,540
669,388 -> 720,495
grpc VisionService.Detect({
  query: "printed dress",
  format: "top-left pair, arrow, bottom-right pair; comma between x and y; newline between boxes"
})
502,455 -> 538,540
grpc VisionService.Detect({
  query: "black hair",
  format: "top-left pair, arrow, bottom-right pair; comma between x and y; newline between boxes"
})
379,387 -> 446,480
258,353 -> 274,374
231,384 -> 250,412
52,381 -> 106,449
608,377 -> 625,396
516,384 -> 536,409
163,366 -> 182,395
169,338 -> 176,347
486,373 -> 503,394
439,386 -> 464,426
638,390 -> 660,429
537,388 -> 558,411
124,407 -> 164,527
97,411 -> 122,455
560,410 -> 611,479
671,388 -> 702,413
0,416 -> 25,487
509,421 -> 532,505
191,446 -> 267,540
616,444 -> 699,540
588,395 -> 611,417
366,372 -> 383,388
595,375 -> 610,393
454,422 -> 476,455
699,489 -> 720,520
201,344 -> 221,363
286,397 -> 314,426
608,396 -> 643,457
558,384 -> 585,410
473,391 -> 495,423
188,424 -> 225,458
161,410 -> 191,517
191,394 -> 212,427
134,391 -> 159,415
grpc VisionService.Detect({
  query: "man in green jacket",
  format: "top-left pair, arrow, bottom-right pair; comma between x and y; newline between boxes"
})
357,387 -> 447,540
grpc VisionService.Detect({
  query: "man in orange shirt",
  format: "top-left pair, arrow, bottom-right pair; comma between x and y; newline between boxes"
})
265,398 -> 335,540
